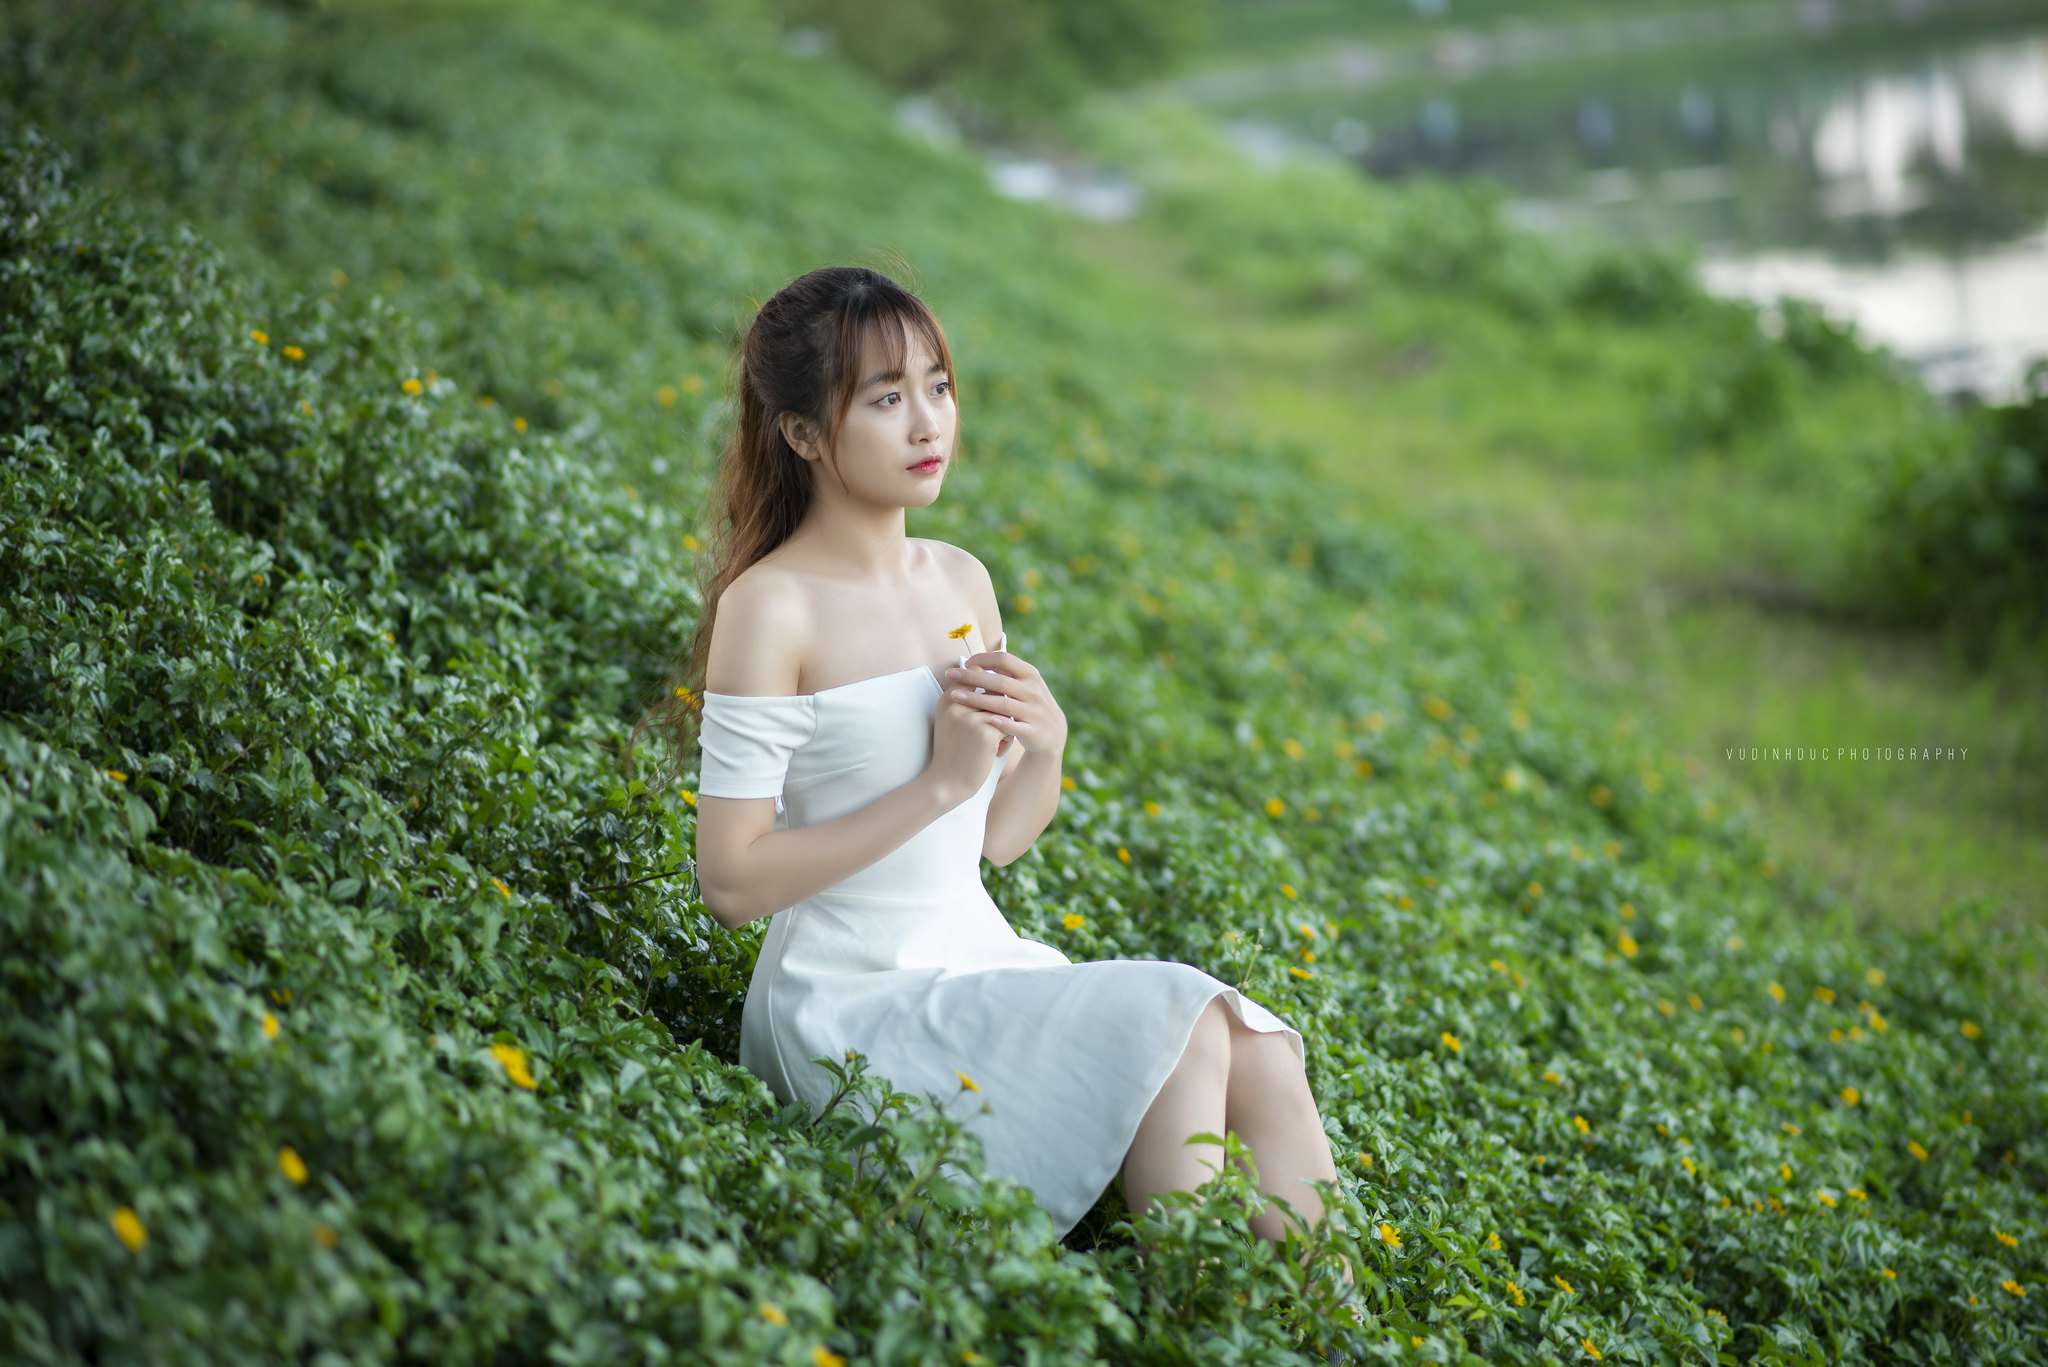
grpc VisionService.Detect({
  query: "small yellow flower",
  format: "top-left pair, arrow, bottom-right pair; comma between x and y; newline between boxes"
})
1866,968 -> 1886,987
1582,1339 -> 1603,1361
947,622 -> 973,642
1554,1275 -> 1575,1295
1487,1230 -> 1502,1250
111,1205 -> 147,1251
1618,931 -> 1638,958
1869,1012 -> 1887,1032
313,1222 -> 338,1249
1441,1032 -> 1462,1053
1996,1230 -> 2019,1249
401,377 -> 422,395
1504,1278 -> 1524,1306
956,1070 -> 980,1093
1490,958 -> 1508,974
382,631 -> 395,643
1767,981 -> 1786,1003
1681,1156 -> 1697,1176
1779,1163 -> 1793,1180
2003,1279 -> 2026,1298
278,1146 -> 309,1185
1290,966 -> 1313,980
262,1011 -> 279,1040
1841,1087 -> 1860,1106
478,395 -> 496,407
282,344 -> 305,361
1589,783 -> 1612,807
1881,1268 -> 1897,1280
1816,1190 -> 1837,1208
1908,1140 -> 1928,1161
492,878 -> 510,898
1264,798 -> 1285,817
811,1349 -> 846,1367
491,1042 -> 537,1090
1061,776 -> 1076,791
680,790 -> 697,807
759,1302 -> 788,1326
301,400 -> 313,416
250,328 -> 270,345
1573,1115 -> 1591,1135
1687,992 -> 1703,1010
1280,883 -> 1297,899
1356,1152 -> 1374,1169
104,768 -> 128,783
514,416 -> 528,433
1526,881 -> 1543,899
1847,1188 -> 1866,1201
1782,1122 -> 1801,1135
681,374 -> 704,395
1655,998 -> 1675,1016
1116,846 -> 1131,864
1814,985 -> 1835,1003
1378,1222 -> 1401,1247
656,384 -> 677,407
1543,1070 -> 1562,1085
1726,936 -> 1746,952
1062,913 -> 1085,930
1961,1021 -> 1982,1040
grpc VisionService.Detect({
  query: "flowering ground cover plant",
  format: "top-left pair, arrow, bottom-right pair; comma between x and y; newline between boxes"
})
2,2 -> 2046,1363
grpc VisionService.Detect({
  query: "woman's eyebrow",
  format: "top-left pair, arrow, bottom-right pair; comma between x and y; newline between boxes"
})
860,361 -> 948,387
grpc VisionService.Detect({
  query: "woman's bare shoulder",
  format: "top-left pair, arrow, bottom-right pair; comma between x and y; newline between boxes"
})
916,538 -> 1002,641
705,559 -> 812,697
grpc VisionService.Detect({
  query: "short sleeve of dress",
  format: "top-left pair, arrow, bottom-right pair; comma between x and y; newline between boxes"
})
696,693 -> 819,800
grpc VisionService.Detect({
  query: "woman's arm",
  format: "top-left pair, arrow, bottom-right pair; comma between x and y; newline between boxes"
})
693,570 -> 1010,927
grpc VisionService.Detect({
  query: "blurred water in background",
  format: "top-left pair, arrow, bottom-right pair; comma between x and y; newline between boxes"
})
1171,2 -> 2048,401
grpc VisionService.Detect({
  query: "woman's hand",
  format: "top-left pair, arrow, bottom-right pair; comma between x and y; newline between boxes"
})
926,684 -> 1009,809
941,650 -> 1068,761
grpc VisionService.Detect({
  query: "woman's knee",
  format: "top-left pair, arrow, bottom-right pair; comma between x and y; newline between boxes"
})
1226,1026 -> 1313,1105
1174,997 -> 1232,1080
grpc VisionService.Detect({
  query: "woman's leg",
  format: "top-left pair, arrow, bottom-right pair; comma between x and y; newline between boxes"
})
1122,997 -> 1232,1218
1223,1013 -> 1339,1242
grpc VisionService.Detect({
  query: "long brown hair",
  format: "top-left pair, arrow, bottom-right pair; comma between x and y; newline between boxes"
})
631,264 -> 958,788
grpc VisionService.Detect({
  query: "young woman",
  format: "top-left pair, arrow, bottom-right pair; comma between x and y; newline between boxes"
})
656,264 -> 1341,1244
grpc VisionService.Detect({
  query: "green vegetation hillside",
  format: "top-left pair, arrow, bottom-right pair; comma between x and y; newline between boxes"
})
3,2 -> 2045,1364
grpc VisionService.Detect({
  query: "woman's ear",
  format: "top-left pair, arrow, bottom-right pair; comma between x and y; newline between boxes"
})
778,411 -> 822,464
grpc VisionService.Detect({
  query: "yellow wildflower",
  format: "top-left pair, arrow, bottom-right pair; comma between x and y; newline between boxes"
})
1688,993 -> 1703,1010
262,1011 -> 279,1040
1815,986 -> 1835,1003
1264,798 -> 1285,817
1487,1230 -> 1501,1250
251,328 -> 269,345
947,622 -> 973,641
1573,1115 -> 1591,1135
956,1070 -> 980,1093
1726,936 -> 1745,952
1526,881 -> 1543,898
400,377 -> 422,395
492,878 -> 510,898
1289,967 -> 1313,980
1996,1230 -> 2018,1249
812,1349 -> 846,1367
656,384 -> 677,407
111,1206 -> 147,1251
1356,1152 -> 1374,1169
491,1042 -> 537,1090
1908,1140 -> 1928,1161
1779,1163 -> 1793,1180
1767,982 -> 1785,1003
2003,1279 -> 2026,1298
314,1223 -> 338,1249
1618,931 -> 1638,958
302,400 -> 313,416
1881,1268 -> 1897,1280
1620,901 -> 1636,920
514,416 -> 528,433
278,1146 -> 309,1185
1378,1222 -> 1401,1247
104,768 -> 128,783
681,374 -> 704,394
1602,839 -> 1620,858
1060,776 -> 1076,791
1782,1122 -> 1801,1136
1554,1275 -> 1574,1295
680,790 -> 697,807
1589,783 -> 1612,807
1582,1339 -> 1603,1361
282,344 -> 305,361
1281,738 -> 1304,759
1870,1012 -> 1887,1032
1961,1021 -> 1982,1040
1841,1087 -> 1860,1106
1280,883 -> 1297,899
1866,968 -> 1886,986
1847,1188 -> 1866,1201
759,1303 -> 788,1326
1504,1279 -> 1524,1306
1543,1070 -> 1561,1085
1816,1190 -> 1837,1208
1062,913 -> 1085,930
1143,800 -> 1161,816
1116,846 -> 1131,864
1681,1157 -> 1696,1176
1441,1032 -> 1461,1053
1490,958 -> 1508,974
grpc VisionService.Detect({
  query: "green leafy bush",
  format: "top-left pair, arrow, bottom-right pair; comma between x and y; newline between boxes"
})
4,2 -> 2048,1363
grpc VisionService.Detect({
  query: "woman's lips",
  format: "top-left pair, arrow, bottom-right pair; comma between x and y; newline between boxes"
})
909,455 -> 944,474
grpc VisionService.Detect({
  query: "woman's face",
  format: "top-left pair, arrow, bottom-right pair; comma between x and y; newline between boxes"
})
785,326 -> 956,510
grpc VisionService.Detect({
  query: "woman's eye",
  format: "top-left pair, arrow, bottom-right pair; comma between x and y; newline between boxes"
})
876,391 -> 901,406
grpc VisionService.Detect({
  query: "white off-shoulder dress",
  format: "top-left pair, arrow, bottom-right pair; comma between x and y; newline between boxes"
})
697,660 -> 1302,1236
